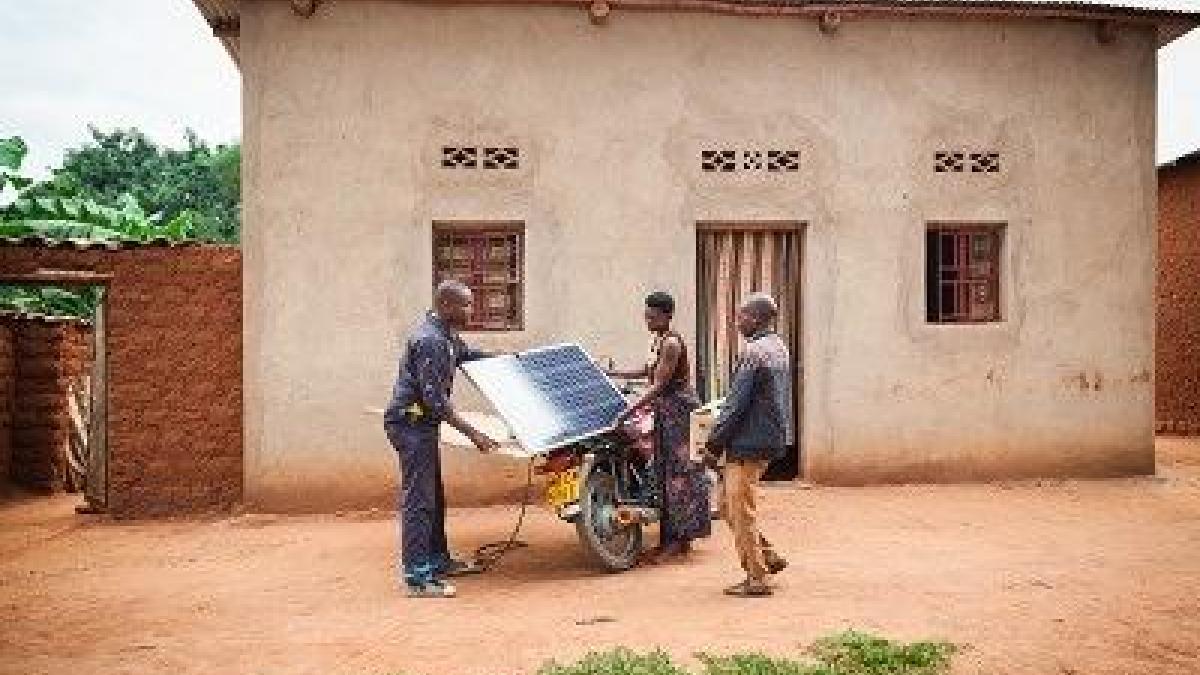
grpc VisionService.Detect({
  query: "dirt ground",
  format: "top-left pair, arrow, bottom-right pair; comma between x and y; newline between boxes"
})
2,439 -> 1199,675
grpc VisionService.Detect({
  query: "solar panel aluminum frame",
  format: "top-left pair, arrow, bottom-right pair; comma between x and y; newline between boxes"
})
461,343 -> 630,457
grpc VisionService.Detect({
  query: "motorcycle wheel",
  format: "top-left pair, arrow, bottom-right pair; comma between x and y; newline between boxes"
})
575,460 -> 643,572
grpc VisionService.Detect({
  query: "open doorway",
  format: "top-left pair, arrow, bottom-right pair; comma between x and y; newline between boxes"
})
0,271 -> 110,512
695,222 -> 803,480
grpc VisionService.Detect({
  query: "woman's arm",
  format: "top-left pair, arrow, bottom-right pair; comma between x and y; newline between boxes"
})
614,336 -> 681,424
606,364 -> 650,380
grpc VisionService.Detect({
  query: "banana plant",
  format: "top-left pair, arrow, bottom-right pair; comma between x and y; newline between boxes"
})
0,286 -> 101,317
0,135 -> 195,318
0,136 -> 199,242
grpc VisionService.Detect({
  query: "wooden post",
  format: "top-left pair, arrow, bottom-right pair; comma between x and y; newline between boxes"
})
590,0 -> 611,25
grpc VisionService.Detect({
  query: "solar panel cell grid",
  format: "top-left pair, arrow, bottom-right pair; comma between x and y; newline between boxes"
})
461,344 -> 630,455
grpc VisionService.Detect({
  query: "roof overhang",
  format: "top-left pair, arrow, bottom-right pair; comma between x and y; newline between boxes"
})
192,0 -> 240,66
192,0 -> 1200,69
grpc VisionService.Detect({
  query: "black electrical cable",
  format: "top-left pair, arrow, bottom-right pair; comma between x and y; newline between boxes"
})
469,457 -> 535,572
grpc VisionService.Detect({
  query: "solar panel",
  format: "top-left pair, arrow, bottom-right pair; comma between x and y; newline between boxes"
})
461,344 -> 629,455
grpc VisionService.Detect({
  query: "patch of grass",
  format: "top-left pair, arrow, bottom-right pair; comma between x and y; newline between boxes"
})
806,631 -> 957,675
696,652 -> 827,675
537,647 -> 690,675
536,632 -> 956,675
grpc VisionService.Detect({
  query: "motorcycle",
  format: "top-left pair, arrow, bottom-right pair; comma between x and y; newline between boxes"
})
538,384 -> 659,572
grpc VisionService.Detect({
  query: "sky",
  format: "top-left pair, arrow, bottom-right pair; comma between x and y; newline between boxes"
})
0,0 -> 1197,177
0,0 -> 240,178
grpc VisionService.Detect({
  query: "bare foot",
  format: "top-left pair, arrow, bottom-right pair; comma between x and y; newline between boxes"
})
636,547 -> 664,566
657,541 -> 692,562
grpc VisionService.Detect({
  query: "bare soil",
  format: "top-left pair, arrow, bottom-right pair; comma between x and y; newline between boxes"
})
2,438 -> 1199,675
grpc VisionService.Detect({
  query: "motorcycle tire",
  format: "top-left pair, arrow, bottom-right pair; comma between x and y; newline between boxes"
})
575,460 -> 643,572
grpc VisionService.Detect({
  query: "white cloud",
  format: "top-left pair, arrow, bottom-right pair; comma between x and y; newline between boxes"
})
0,0 -> 240,178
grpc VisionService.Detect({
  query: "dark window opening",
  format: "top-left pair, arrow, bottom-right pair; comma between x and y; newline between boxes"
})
432,223 -> 524,332
926,224 -> 1002,323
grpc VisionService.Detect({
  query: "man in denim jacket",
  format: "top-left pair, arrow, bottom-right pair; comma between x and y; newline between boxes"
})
704,292 -> 793,597
384,280 -> 499,598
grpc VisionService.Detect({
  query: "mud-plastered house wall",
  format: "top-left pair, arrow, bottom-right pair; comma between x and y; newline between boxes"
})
0,242 -> 242,516
1158,152 -> 1200,434
0,320 -> 13,485
239,2 -> 1161,510
2,316 -> 92,491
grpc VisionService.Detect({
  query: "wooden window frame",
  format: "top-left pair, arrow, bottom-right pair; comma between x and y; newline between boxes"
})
925,223 -> 1004,324
432,222 -> 525,332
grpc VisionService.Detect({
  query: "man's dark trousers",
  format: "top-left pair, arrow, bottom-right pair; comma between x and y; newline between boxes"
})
386,421 -> 450,587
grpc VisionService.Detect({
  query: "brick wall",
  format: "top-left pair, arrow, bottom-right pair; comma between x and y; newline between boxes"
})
1157,156 -> 1200,435
0,321 -> 13,485
0,243 -> 242,516
7,317 -> 92,491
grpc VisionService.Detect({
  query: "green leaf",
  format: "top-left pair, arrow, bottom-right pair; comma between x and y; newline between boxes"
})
0,222 -> 37,238
0,285 -> 97,319
0,137 -> 28,171
58,198 -> 82,220
1,130 -> 239,243
163,209 -> 197,240
11,198 -> 37,217
35,196 -> 60,217
8,175 -> 32,190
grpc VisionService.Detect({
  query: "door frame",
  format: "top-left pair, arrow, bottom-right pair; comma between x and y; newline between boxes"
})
0,270 -> 111,510
695,221 -> 804,479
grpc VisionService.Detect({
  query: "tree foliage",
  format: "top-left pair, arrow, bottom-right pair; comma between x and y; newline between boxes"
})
0,130 -> 239,317
0,285 -> 103,318
0,134 -> 223,243
24,127 -> 240,243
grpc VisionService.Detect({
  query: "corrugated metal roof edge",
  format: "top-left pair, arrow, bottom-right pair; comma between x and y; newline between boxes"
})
0,237 -> 235,251
0,309 -> 92,324
765,0 -> 1200,13
193,0 -> 1199,61
0,310 -> 93,326
194,0 -> 1200,17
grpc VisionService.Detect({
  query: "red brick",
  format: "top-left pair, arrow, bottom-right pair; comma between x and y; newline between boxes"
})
1159,158 -> 1200,436
0,245 -> 242,514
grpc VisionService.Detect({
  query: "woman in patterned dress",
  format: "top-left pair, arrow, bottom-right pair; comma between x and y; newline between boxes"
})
610,292 -> 712,563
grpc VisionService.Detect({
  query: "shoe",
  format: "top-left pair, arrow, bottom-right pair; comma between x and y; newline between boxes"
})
766,553 -> 789,575
723,578 -> 772,597
406,580 -> 457,598
441,558 -> 484,578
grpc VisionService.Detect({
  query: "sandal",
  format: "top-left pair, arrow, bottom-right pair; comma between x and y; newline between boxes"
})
723,579 -> 773,597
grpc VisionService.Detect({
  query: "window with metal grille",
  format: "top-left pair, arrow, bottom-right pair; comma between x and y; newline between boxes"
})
925,224 -> 1002,323
432,223 -> 524,331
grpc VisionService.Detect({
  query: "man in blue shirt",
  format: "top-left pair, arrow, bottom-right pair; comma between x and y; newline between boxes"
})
385,280 -> 499,598
703,292 -> 793,597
